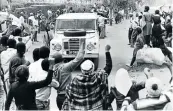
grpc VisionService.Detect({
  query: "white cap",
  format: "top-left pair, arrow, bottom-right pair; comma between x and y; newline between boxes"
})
115,68 -> 132,96
80,60 -> 94,74
146,77 -> 163,97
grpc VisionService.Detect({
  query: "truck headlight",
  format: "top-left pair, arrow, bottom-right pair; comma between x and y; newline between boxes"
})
52,43 -> 62,51
87,43 -> 95,51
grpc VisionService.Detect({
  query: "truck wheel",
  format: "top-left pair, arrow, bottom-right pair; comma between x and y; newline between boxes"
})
93,58 -> 99,71
64,29 -> 86,37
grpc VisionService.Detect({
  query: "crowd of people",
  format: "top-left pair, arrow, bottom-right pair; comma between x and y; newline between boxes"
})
0,3 -> 172,111
127,6 -> 172,67
0,34 -> 172,110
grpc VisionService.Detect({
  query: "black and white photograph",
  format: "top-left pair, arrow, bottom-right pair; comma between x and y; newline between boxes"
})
0,0 -> 172,110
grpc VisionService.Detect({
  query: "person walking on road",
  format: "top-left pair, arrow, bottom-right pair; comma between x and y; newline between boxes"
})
130,14 -> 139,47
52,39 -> 85,110
127,27 -> 145,67
142,6 -> 152,47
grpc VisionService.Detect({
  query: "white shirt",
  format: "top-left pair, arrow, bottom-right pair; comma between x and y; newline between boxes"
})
19,16 -> 25,24
132,18 -> 138,29
161,17 -> 165,25
28,59 -> 51,101
138,19 -> 143,27
47,10 -> 52,17
1,48 -> 17,74
98,16 -> 106,27
28,16 -> 35,24
33,19 -> 38,26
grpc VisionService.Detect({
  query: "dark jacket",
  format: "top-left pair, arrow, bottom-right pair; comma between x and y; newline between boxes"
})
152,15 -> 161,25
9,55 -> 27,84
5,70 -> 53,110
108,81 -> 145,110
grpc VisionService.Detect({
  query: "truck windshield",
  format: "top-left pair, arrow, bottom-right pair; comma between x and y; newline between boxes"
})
56,19 -> 95,31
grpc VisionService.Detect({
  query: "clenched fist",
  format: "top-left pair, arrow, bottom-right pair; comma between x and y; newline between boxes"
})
105,45 -> 111,52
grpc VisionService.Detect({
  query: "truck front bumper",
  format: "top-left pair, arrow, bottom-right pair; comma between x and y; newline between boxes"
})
62,53 -> 99,59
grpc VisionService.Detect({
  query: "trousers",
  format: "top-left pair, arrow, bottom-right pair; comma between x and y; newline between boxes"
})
56,94 -> 66,110
144,35 -> 151,46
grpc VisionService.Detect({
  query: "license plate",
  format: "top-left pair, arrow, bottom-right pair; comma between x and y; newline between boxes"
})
70,38 -> 79,41
69,51 -> 78,55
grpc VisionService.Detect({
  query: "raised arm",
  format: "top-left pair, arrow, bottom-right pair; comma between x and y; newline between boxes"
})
63,39 -> 85,72
103,45 -> 112,75
131,81 -> 145,92
131,94 -> 169,110
29,60 -> 54,89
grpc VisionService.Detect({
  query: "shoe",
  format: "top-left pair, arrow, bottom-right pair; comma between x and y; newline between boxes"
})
128,43 -> 130,45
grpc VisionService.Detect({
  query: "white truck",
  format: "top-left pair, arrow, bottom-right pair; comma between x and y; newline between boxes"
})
50,13 -> 100,69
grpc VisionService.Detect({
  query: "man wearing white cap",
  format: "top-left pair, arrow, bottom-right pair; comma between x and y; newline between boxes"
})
107,68 -> 145,110
65,45 -> 112,110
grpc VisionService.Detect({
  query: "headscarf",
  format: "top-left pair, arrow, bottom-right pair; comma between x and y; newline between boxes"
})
145,77 -> 163,98
115,68 -> 132,96
80,60 -> 95,75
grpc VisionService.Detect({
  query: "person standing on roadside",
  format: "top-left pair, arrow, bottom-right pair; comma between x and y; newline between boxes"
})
142,6 -> 152,47
0,36 -> 9,110
5,59 -> 54,110
32,17 -> 39,42
19,12 -> 25,24
0,36 -> 8,53
52,39 -> 85,110
1,39 -> 17,89
128,13 -> 134,45
65,45 -> 112,110
98,13 -> 107,39
28,46 -> 59,110
28,13 -> 36,43
9,43 -> 30,85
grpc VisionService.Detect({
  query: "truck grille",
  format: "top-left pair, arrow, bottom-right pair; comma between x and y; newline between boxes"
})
63,38 -> 80,55
69,38 -> 80,51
